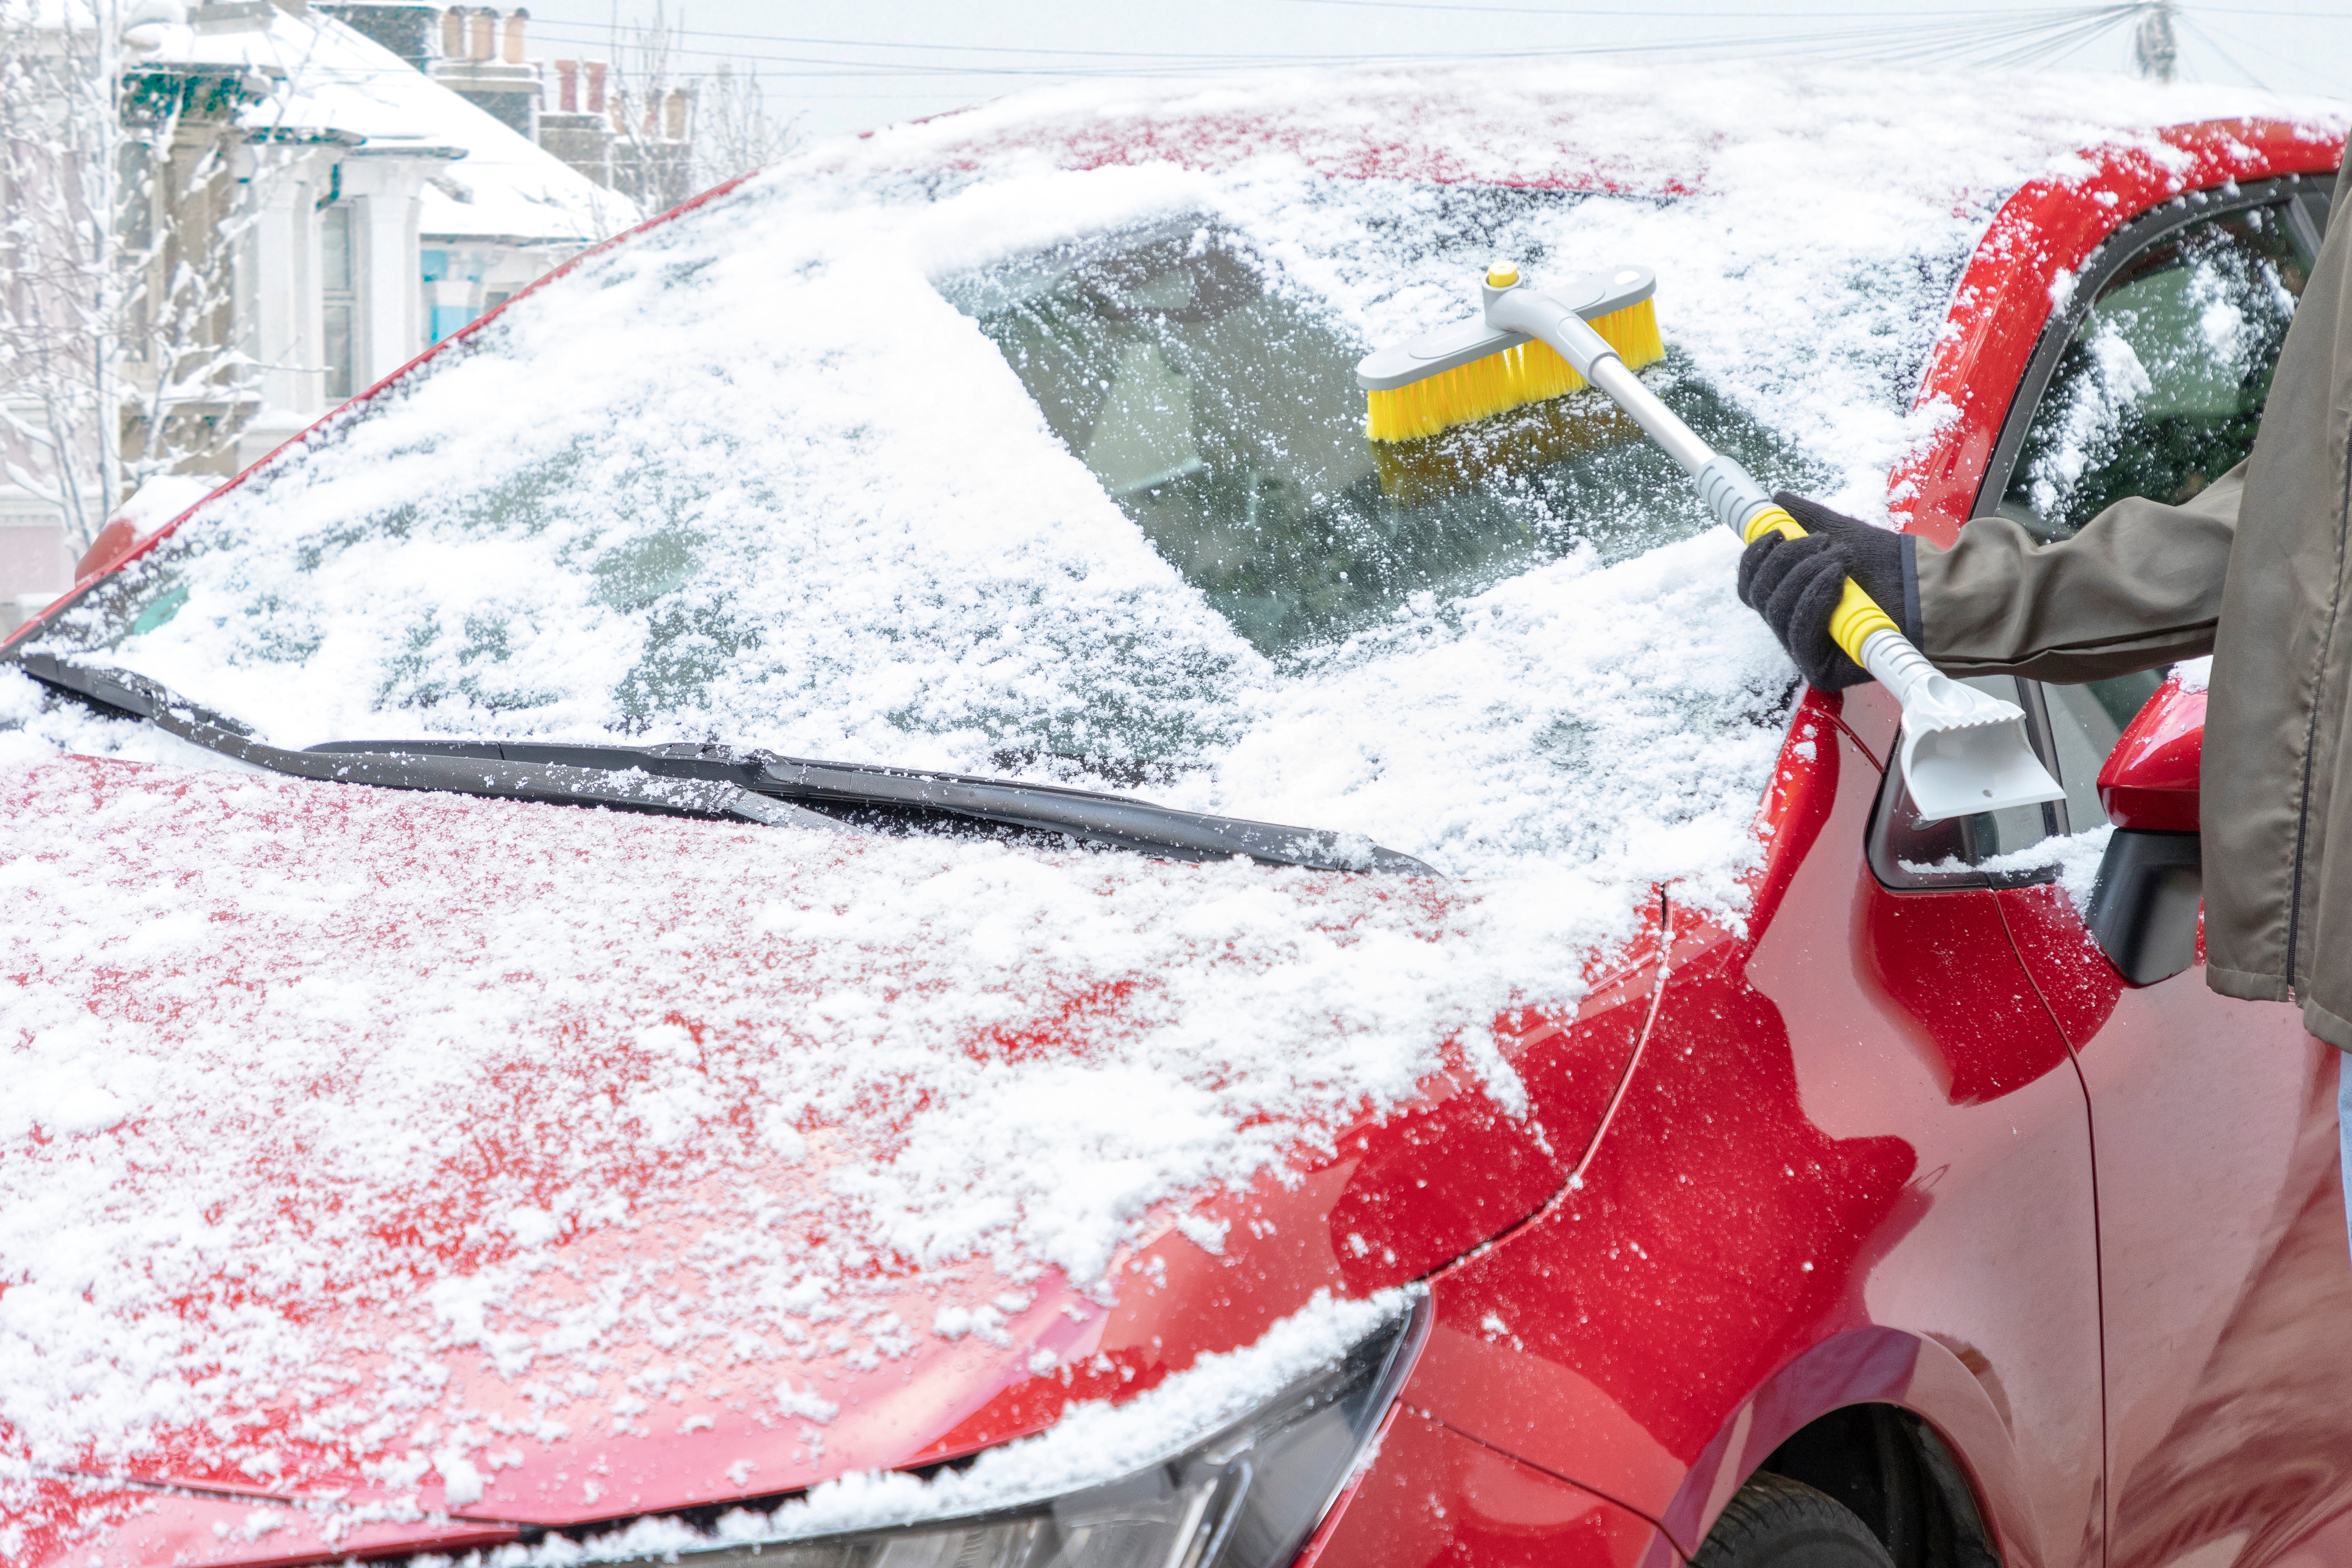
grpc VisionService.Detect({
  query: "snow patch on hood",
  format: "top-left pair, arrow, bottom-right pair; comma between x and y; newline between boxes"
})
0,758 -> 1557,1494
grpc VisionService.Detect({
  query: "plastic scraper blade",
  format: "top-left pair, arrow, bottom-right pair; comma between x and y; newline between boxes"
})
1863,634 -> 2065,821
1893,675 -> 2067,821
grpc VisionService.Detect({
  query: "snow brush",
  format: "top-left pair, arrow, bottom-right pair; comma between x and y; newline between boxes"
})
1354,262 -> 2065,823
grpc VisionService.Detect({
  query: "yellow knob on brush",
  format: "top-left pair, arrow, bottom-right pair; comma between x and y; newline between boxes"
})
1485,261 -> 1520,287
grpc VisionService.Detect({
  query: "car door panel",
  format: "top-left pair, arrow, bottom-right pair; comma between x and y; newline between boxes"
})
1998,886 -> 2352,1568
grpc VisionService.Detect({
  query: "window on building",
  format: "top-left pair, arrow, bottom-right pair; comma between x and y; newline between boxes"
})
321,203 -> 356,401
421,247 -> 481,344
118,140 -> 155,360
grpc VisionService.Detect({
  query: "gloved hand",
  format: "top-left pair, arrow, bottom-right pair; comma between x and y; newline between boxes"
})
1737,492 -> 1919,690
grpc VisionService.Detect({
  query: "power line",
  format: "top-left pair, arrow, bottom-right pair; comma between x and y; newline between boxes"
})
1274,0 -> 2345,12
507,2 -> 2319,104
523,8 -> 2153,78
523,22 -> 1323,59
2172,8 -> 2275,86
1279,0 -> 2103,13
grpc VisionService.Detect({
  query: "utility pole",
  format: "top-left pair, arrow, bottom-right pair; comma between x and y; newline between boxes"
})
2132,0 -> 2178,83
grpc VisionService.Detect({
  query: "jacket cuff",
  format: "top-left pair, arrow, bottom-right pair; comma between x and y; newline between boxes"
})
1898,534 -> 1922,648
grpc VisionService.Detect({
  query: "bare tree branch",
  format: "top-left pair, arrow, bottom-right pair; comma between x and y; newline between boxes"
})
0,0 -> 314,549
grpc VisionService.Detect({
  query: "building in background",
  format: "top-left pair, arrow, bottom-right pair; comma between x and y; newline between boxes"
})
0,0 -> 637,635
325,4 -> 702,214
429,4 -> 542,135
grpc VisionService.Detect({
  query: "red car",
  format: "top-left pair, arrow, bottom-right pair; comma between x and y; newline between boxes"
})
3,78 -> 2346,1568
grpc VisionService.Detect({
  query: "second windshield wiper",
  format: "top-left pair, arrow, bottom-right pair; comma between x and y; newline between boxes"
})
17,653 -> 1434,875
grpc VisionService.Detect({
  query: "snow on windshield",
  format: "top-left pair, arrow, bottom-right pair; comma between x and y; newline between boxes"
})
2,59 -> 2325,1549
20,67 -> 2322,885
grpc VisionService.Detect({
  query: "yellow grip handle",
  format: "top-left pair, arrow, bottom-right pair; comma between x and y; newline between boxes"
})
1741,504 -> 1900,667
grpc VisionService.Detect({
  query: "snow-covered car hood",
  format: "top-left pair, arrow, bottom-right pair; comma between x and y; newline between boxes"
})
0,753 -> 1639,1548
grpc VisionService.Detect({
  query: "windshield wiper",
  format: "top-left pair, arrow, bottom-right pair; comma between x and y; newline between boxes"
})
15,653 -> 1434,875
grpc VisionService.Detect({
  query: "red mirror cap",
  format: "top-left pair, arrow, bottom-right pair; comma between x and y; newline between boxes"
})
2097,675 -> 2204,832
74,517 -> 139,581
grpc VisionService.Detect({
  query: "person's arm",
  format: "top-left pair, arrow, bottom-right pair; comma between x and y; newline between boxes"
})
1917,463 -> 2243,683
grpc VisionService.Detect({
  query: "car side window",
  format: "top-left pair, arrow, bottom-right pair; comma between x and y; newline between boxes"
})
1996,188 -> 2325,542
2039,671 -> 2165,830
2021,184 -> 2329,851
1870,177 -> 2334,892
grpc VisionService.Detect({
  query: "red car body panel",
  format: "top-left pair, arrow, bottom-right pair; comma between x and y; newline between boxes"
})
1403,688 -> 2104,1568
1302,1407 -> 1664,1568
9,103 -> 2348,1568
5,1478 -> 519,1568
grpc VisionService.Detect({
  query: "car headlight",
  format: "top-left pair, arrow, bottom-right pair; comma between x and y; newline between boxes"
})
678,1298 -> 1427,1568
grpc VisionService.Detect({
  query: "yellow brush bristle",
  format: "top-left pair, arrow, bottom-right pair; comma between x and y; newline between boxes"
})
1364,296 -> 1665,443
1374,395 -> 1640,505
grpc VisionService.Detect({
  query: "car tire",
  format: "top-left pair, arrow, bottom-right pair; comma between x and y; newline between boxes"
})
1695,1472 -> 1899,1568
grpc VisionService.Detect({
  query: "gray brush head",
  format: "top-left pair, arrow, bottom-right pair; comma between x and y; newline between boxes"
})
1355,265 -> 1655,390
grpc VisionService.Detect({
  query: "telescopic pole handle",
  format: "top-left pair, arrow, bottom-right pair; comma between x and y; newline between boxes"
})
1484,278 -> 2064,820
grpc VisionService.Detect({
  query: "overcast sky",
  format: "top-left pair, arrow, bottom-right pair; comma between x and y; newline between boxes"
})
507,0 -> 2351,146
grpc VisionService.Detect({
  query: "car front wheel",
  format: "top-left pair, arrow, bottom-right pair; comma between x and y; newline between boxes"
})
1695,1472 -> 1899,1568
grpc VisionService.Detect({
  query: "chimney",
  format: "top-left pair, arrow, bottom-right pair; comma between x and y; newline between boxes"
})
585,60 -> 606,114
469,5 -> 494,60
501,6 -> 526,64
663,87 -> 687,141
554,58 -> 577,113
441,4 -> 464,57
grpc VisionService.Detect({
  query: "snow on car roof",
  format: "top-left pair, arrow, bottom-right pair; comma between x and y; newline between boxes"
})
823,62 -> 2341,492
1,58 -> 2337,1549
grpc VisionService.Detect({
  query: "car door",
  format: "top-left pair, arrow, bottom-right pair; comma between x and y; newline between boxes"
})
1952,174 -> 2352,1568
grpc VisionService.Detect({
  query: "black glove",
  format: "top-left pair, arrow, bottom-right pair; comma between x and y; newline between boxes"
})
1736,492 -> 1920,690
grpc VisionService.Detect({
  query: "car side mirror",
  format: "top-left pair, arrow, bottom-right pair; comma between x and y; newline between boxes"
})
2098,678 -> 2203,830
2085,676 -> 2203,985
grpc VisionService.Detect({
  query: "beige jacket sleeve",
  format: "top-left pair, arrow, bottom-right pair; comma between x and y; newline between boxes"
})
1913,463 -> 2244,684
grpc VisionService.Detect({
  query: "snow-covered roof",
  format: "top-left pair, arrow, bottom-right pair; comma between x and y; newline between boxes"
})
120,3 -> 637,244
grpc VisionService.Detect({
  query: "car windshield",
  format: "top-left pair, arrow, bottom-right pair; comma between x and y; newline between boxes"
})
940,214 -> 1813,656
10,153 -> 1965,883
